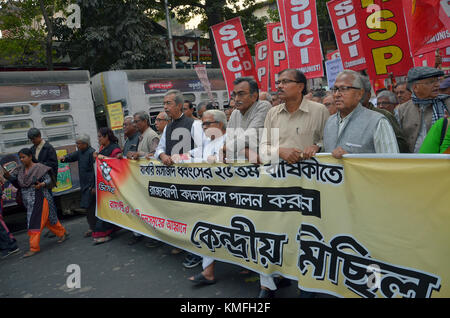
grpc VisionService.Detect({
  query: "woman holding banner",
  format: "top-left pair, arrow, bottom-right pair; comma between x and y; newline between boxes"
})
92,128 -> 122,245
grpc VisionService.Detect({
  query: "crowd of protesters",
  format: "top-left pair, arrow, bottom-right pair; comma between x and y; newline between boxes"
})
1,65 -> 449,297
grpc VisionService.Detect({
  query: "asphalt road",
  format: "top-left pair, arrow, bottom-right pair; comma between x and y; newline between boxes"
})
0,215 -> 305,299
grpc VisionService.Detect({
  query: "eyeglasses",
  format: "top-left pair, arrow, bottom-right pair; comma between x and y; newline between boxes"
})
331,86 -> 361,93
230,91 -> 251,99
275,79 -> 300,86
377,101 -> 395,106
155,118 -> 168,122
202,121 -> 219,127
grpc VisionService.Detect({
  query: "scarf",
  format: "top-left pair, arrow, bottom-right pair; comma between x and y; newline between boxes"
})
99,143 -> 120,157
17,163 -> 52,188
411,93 -> 449,124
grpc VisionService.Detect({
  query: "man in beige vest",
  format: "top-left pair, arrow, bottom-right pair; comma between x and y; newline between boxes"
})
395,67 -> 449,153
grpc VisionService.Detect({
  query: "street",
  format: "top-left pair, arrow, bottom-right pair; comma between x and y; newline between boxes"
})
0,215 -> 303,298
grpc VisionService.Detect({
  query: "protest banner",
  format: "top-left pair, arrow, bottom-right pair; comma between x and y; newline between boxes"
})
325,57 -> 344,89
326,49 -> 340,61
277,0 -> 324,79
267,22 -> 289,92
402,0 -> 450,56
255,40 -> 270,92
106,102 -> 124,131
96,155 -> 450,298
234,43 -> 258,81
194,64 -> 214,101
211,17 -> 248,96
327,0 -> 366,71
353,0 -> 413,80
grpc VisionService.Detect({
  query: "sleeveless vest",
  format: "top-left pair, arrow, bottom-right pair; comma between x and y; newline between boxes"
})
323,104 -> 384,153
165,114 -> 195,155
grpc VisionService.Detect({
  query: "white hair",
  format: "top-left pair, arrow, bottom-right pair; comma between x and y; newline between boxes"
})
76,133 -> 91,146
203,109 -> 227,129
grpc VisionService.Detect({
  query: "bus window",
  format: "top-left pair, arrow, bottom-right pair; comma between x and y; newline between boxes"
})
0,119 -> 33,150
182,93 -> 195,103
200,92 -> 217,102
42,116 -> 76,143
0,105 -> 31,117
41,102 -> 70,113
222,91 -> 229,101
149,96 -> 165,106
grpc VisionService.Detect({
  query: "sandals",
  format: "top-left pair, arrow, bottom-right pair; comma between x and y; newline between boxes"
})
84,230 -> 93,238
22,251 -> 38,258
93,236 -> 112,245
188,273 -> 216,285
57,232 -> 70,243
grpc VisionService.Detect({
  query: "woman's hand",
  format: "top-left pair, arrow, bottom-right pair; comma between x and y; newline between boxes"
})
34,182 -> 46,190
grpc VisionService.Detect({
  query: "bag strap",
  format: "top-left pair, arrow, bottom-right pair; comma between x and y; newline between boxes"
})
440,117 -> 448,147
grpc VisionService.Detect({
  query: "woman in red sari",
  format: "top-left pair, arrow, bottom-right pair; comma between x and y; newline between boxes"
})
92,128 -> 122,244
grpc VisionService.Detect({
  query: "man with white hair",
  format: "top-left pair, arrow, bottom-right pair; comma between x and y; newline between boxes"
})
323,70 -> 399,158
128,111 -> 159,160
60,134 -> 97,235
376,90 -> 399,114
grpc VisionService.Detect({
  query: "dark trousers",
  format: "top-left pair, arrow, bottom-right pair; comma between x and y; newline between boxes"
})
0,218 -> 17,251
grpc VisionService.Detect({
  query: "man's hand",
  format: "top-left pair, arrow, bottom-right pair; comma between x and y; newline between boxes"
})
332,146 -> 348,159
160,153 -> 173,166
279,147 -> 303,164
302,145 -> 320,160
243,148 -> 261,164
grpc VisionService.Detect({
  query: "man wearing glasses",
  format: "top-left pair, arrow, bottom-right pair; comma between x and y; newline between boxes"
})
154,111 -> 171,136
323,70 -> 399,158
257,69 -> 329,298
395,66 -> 449,153
259,68 -> 329,165
221,77 -> 271,163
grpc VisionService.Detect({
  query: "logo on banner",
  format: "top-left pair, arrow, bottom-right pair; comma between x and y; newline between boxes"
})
100,161 -> 112,182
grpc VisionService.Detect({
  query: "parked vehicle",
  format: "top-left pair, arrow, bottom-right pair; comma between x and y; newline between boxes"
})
91,68 -> 228,129
0,71 -> 98,213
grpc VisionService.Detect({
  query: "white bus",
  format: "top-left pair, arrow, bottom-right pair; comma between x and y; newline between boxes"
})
0,71 -> 98,212
91,68 -> 228,128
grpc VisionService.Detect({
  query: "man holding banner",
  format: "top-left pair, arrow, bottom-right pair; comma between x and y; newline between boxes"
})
323,70 -> 399,158
258,68 -> 329,298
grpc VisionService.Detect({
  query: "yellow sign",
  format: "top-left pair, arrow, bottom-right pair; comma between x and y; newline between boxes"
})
106,102 -> 124,131
96,155 -> 450,298
53,149 -> 73,192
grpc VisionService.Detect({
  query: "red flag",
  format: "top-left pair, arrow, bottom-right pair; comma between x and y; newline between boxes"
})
267,23 -> 289,92
353,0 -> 413,79
327,0 -> 366,71
255,40 -> 270,92
210,17 -> 248,96
326,49 -> 341,61
277,0 -> 324,79
403,0 -> 450,56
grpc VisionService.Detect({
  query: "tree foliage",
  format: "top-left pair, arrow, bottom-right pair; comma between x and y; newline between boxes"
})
55,0 -> 168,75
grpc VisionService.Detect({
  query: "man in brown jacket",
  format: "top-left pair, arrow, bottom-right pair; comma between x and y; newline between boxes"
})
395,67 -> 449,153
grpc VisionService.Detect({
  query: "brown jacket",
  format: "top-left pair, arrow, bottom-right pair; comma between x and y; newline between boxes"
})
395,98 -> 450,153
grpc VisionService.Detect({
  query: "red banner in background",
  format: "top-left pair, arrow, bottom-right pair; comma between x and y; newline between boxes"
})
211,17 -> 248,96
234,44 -> 258,81
402,0 -> 450,56
353,0 -> 413,80
277,0 -> 324,79
326,49 -> 341,61
267,23 -> 289,92
255,40 -> 269,92
327,0 -> 366,71
413,51 -> 436,68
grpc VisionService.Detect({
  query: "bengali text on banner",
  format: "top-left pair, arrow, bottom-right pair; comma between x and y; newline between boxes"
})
96,155 -> 450,298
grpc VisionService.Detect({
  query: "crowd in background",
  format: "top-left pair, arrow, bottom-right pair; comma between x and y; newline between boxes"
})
1,65 -> 449,298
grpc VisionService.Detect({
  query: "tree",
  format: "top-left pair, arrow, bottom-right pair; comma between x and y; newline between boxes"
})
0,0 -> 70,68
55,0 -> 168,74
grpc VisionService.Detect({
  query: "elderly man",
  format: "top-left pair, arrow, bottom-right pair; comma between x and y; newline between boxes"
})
377,90 -> 398,114
323,91 -> 337,115
196,101 -> 208,119
122,116 -> 140,157
360,76 -> 409,153
221,77 -> 271,163
393,81 -> 412,104
128,111 -> 159,160
395,66 -> 450,153
259,91 -> 273,105
323,70 -> 399,158
154,111 -> 171,135
60,134 -> 96,235
155,89 -> 204,267
258,69 -> 329,298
